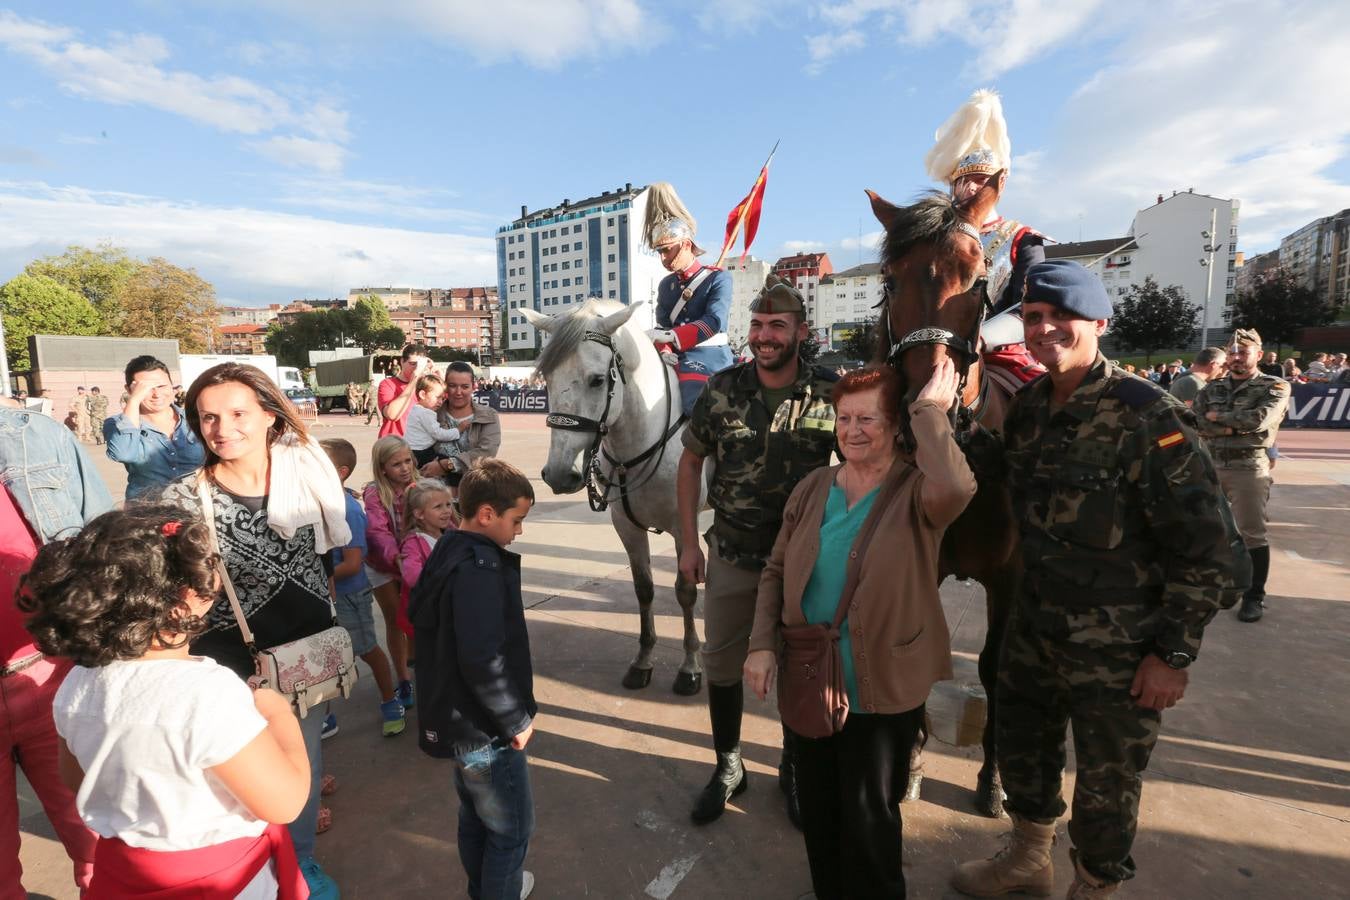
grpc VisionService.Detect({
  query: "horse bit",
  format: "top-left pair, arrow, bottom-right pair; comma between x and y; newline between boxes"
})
543,331 -> 686,531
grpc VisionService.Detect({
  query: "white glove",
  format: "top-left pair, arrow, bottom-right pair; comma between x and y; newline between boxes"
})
646,328 -> 677,348
659,350 -> 679,368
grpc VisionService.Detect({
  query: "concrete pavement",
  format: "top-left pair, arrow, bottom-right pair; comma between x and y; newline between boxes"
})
15,415 -> 1350,899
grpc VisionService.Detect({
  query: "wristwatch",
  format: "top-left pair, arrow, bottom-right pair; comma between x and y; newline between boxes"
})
1156,649 -> 1194,670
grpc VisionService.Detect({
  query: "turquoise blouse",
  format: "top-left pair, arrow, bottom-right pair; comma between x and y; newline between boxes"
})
799,482 -> 879,710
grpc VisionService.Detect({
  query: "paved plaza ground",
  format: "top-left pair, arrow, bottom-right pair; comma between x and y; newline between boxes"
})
16,413 -> 1350,899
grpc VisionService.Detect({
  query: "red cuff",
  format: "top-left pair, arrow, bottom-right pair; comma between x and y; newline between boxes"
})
672,324 -> 700,350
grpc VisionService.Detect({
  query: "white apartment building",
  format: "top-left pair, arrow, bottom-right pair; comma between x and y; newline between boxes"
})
496,184 -> 667,354
816,263 -> 884,343
219,305 -> 278,327
722,255 -> 773,353
1047,189 -> 1240,346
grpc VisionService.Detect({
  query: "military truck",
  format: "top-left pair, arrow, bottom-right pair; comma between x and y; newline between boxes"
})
307,351 -> 400,412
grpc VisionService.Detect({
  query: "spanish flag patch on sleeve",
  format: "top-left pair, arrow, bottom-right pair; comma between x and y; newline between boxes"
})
1156,430 -> 1184,449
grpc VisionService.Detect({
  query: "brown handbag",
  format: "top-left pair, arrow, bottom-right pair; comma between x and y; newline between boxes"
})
776,471 -> 900,739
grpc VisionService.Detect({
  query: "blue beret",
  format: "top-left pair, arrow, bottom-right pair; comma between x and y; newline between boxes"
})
1024,260 -> 1113,320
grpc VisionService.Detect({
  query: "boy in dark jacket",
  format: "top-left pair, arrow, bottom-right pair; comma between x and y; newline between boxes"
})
408,459 -> 537,900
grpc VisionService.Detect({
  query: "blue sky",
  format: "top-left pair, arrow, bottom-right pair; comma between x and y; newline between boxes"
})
2,0 -> 1348,306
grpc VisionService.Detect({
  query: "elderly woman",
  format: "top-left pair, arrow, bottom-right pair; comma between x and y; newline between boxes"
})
744,361 -> 976,899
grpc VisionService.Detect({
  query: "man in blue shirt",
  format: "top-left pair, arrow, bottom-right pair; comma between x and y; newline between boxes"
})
104,355 -> 205,499
643,182 -> 734,417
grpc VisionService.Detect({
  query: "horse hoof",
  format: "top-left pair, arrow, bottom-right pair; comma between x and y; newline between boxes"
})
672,671 -> 703,696
902,773 -> 923,804
622,666 -> 653,690
975,774 -> 1006,818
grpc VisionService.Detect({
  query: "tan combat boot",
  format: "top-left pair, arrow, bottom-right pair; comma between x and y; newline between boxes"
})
950,815 -> 1056,897
1064,852 -> 1120,899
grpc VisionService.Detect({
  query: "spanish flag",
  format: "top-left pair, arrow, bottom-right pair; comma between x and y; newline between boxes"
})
1156,430 -> 1184,449
718,141 -> 778,266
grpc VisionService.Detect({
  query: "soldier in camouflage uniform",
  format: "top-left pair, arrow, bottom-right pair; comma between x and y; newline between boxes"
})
952,261 -> 1246,899
1192,328 -> 1290,623
677,274 -> 838,827
86,387 -> 109,445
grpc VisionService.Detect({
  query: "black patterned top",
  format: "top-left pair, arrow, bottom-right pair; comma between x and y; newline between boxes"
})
160,473 -> 334,680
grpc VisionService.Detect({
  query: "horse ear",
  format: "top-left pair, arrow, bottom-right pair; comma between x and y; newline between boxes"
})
958,169 -> 1004,225
866,189 -> 901,231
598,302 -> 642,336
520,308 -> 556,333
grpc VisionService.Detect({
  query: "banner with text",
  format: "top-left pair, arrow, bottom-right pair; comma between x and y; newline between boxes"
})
474,389 -> 549,413
1283,383 -> 1350,428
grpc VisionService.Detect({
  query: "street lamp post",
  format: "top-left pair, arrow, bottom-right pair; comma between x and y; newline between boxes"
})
1199,207 -> 1220,349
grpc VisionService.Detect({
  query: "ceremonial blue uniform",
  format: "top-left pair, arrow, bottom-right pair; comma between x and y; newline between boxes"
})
656,262 -> 734,416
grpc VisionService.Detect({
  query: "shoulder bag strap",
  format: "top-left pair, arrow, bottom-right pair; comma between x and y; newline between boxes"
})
828,470 -> 906,634
197,475 -> 258,648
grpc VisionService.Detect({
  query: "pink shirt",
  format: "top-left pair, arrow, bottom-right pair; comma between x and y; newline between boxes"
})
0,486 -> 41,664
377,375 -> 412,438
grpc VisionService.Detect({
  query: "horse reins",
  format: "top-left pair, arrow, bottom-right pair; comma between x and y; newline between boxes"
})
543,331 -> 686,531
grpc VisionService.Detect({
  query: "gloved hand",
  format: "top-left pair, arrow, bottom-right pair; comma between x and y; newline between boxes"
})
659,350 -> 679,368
646,328 -> 678,348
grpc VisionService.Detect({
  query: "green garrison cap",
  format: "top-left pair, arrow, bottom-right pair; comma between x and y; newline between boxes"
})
749,274 -> 806,316
1230,327 -> 1262,348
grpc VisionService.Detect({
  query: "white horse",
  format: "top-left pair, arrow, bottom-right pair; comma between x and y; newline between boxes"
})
522,300 -> 706,696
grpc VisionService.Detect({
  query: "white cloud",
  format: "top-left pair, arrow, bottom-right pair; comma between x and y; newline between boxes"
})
251,136 -> 347,175
0,181 -> 497,304
839,230 -> 884,252
810,0 -> 1105,78
805,29 -> 866,76
276,178 -> 502,225
781,240 -> 827,253
0,11 -> 349,170
1008,1 -> 1350,253
252,0 -> 654,68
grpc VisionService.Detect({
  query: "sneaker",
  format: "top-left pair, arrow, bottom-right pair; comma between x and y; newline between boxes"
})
380,699 -> 407,737
397,679 -> 415,709
520,870 -> 535,900
320,714 -> 339,741
299,857 -> 339,900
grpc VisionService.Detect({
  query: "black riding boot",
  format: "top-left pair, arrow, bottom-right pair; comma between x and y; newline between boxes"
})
1238,545 -> 1270,622
779,723 -> 803,830
692,682 -> 748,825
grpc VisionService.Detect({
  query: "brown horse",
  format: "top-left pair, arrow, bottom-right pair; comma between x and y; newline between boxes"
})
866,182 -> 1020,818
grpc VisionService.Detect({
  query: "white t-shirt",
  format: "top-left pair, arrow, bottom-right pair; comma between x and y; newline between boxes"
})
54,657 -> 270,851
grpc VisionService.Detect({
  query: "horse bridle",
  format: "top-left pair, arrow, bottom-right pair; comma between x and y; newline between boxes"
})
877,221 -> 993,442
544,331 -> 686,529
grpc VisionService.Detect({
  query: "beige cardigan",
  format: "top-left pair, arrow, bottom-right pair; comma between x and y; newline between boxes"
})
750,399 -> 977,715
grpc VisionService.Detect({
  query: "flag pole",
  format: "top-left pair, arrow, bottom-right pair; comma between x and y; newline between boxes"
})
713,140 -> 779,269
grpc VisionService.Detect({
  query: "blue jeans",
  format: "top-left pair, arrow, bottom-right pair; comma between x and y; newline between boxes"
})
289,706 -> 326,860
453,743 -> 534,900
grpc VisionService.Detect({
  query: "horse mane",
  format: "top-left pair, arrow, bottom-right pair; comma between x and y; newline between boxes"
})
533,297 -> 629,378
879,190 -> 965,268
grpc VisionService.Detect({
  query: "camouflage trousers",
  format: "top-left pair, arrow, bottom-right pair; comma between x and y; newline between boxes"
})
995,613 -> 1161,884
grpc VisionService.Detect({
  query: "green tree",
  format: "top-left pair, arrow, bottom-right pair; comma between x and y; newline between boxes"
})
25,243 -> 139,333
265,311 -> 346,367
839,316 -> 879,362
1109,277 -> 1198,362
1232,266 -> 1336,351
119,258 -> 220,352
1,274 -> 102,369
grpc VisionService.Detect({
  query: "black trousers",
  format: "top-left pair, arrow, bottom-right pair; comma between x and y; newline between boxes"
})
793,705 -> 924,899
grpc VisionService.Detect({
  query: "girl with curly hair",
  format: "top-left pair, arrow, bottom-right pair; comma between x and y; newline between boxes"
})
22,504 -> 310,898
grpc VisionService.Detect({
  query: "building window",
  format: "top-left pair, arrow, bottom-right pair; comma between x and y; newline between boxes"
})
573,225 -> 582,234
608,272 -> 616,282
573,242 -> 582,251
561,261 -> 570,270
608,290 -> 616,298
607,217 -> 614,226
575,275 -> 584,284
607,235 -> 615,245
608,253 -> 616,263
563,278 -> 571,286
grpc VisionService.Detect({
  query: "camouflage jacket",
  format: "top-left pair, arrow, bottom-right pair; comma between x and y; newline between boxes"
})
1191,373 -> 1290,468
1003,354 -> 1247,658
86,395 -> 109,419
683,360 -> 838,569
